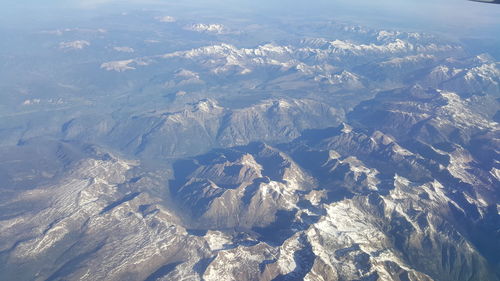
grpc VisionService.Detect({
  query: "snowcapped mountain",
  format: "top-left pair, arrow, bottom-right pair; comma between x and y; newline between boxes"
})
3,101 -> 498,280
421,60 -> 500,96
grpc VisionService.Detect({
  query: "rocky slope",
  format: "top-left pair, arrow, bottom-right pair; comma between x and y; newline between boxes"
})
61,98 -> 342,158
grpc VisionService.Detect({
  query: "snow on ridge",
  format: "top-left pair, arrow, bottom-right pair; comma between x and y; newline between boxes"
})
193,98 -> 223,112
329,38 -> 412,53
438,91 -> 497,130
101,60 -> 135,72
381,54 -> 436,66
22,98 -> 64,106
101,58 -> 152,72
113,46 -> 135,53
186,23 -> 228,34
377,30 -> 401,41
101,33 -> 462,74
59,40 -> 90,50
41,28 -> 106,36
157,16 -> 176,23
160,43 -> 296,74
468,63 -> 500,83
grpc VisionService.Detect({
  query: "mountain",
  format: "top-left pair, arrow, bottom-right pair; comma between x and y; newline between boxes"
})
3,110 -> 497,280
0,11 -> 499,281
61,98 -> 342,158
